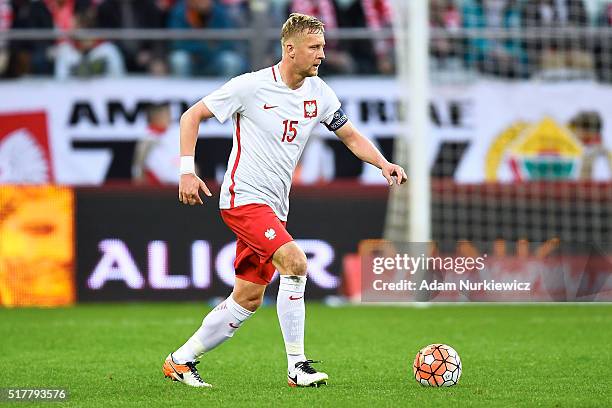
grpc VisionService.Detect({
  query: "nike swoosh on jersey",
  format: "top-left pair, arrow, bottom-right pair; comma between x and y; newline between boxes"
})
289,295 -> 303,300
263,104 -> 278,109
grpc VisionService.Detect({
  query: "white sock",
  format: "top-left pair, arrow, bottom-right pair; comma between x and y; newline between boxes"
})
173,294 -> 253,364
277,275 -> 307,371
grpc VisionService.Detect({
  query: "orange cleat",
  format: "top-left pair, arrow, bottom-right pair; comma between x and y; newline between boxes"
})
162,354 -> 212,388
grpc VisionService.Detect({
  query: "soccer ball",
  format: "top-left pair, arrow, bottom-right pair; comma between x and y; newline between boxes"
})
413,344 -> 462,387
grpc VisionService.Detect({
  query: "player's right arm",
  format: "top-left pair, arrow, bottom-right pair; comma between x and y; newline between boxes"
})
180,73 -> 252,205
178,101 -> 215,205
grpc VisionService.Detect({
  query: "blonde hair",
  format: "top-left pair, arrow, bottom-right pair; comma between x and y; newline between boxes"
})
281,13 -> 325,47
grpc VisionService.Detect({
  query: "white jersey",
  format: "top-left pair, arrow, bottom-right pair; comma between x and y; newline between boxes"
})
202,64 -> 342,221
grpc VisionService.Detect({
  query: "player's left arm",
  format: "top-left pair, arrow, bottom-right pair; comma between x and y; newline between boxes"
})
334,120 -> 407,186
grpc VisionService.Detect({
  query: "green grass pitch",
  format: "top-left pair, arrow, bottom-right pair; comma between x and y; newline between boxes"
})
0,303 -> 611,407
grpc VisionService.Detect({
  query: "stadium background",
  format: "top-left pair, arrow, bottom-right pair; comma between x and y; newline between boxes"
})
1,1 -> 612,406
2,0 -> 612,305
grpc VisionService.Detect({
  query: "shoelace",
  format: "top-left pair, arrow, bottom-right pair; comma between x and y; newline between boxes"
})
295,359 -> 321,374
185,361 -> 205,383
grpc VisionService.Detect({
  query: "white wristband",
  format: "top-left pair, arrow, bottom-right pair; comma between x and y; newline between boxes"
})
180,156 -> 195,175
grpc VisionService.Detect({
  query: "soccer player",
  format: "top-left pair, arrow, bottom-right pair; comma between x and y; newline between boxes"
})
163,13 -> 407,388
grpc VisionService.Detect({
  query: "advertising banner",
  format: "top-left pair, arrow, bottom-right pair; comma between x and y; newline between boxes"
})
75,185 -> 387,301
2,78 -> 611,184
1,184 -> 610,304
0,186 -> 75,306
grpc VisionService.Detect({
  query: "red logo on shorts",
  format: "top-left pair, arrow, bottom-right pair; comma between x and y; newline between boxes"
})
289,295 -> 303,301
304,100 -> 317,118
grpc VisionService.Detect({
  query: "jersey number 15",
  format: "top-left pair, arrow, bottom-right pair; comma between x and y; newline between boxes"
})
282,120 -> 298,143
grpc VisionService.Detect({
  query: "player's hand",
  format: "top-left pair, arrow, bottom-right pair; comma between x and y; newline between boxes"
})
381,162 -> 407,186
179,173 -> 212,205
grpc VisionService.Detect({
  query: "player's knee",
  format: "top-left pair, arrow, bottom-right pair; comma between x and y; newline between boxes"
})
232,288 -> 264,312
234,294 -> 262,312
242,296 -> 262,312
285,252 -> 308,276
274,243 -> 308,276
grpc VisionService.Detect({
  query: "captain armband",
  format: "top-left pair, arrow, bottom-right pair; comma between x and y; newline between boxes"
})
323,108 -> 349,132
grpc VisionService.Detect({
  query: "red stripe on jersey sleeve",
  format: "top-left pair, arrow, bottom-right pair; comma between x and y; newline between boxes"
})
229,113 -> 242,208
271,66 -> 277,82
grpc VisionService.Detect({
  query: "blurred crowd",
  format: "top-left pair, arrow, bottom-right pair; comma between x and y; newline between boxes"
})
1,0 -> 612,80
0,0 -> 396,78
431,0 -> 612,81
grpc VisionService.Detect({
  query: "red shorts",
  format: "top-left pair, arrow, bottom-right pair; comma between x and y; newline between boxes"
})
220,203 -> 293,285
